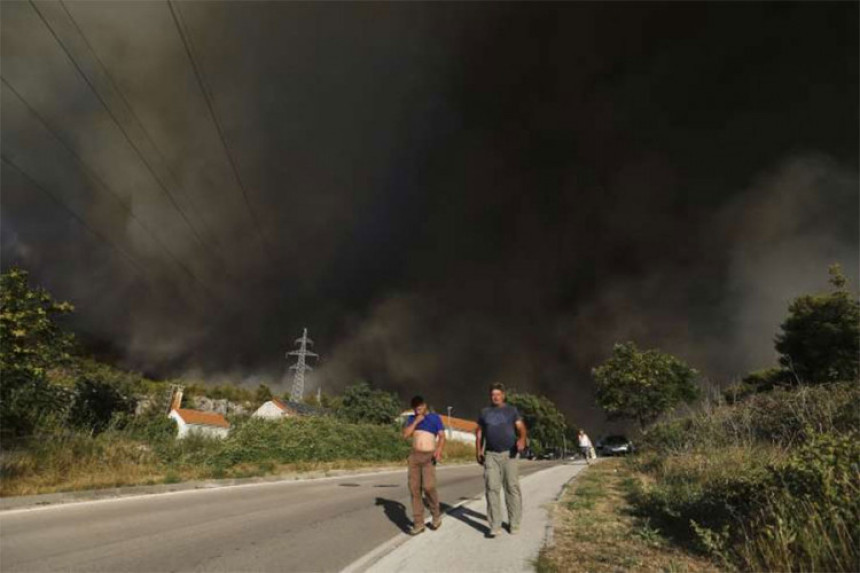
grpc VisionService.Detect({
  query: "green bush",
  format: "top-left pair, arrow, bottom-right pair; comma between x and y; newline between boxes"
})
640,382 -> 860,456
68,378 -> 136,434
632,384 -> 860,571
335,382 -> 402,425
123,414 -> 178,445
737,433 -> 858,571
213,417 -> 409,467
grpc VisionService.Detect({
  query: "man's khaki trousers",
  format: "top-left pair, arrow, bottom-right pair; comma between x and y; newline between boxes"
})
407,451 -> 440,525
483,451 -> 522,531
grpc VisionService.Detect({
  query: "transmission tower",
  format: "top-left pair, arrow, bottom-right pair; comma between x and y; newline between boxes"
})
288,328 -> 318,402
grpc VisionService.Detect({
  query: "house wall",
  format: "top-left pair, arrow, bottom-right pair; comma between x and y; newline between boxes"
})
183,424 -> 229,439
168,410 -> 186,437
252,401 -> 290,419
446,429 -> 476,444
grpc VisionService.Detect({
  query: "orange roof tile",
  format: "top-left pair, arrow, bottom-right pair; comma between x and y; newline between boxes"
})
174,408 -> 230,428
271,397 -> 290,411
444,416 -> 478,433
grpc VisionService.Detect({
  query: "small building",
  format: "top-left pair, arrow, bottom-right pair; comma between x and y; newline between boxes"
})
252,397 -> 323,419
169,408 -> 230,439
444,416 -> 479,444
165,385 -> 230,439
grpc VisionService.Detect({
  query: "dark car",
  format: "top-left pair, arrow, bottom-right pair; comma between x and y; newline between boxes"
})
597,435 -> 635,456
538,449 -> 560,460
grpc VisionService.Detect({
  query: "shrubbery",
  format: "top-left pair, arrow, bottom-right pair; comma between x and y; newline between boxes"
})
0,415 -> 411,495
631,382 -> 860,571
214,417 -> 410,467
640,383 -> 859,454
334,382 -> 401,425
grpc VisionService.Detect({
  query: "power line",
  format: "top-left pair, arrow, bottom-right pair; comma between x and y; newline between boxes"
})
1,77 -> 215,300
167,0 -> 276,262
1,154 -> 150,284
28,0 -> 229,279
56,0 -> 233,276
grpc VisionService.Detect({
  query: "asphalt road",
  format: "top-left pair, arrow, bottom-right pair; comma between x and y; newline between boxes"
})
0,460 -> 555,572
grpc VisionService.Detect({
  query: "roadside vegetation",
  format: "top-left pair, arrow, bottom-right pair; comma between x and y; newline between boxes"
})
631,382 -> 858,571
1,415 -> 478,497
544,265 -> 859,572
537,459 -> 716,573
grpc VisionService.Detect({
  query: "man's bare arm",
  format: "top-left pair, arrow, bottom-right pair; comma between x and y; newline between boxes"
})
475,426 -> 484,463
515,419 -> 527,452
434,431 -> 446,460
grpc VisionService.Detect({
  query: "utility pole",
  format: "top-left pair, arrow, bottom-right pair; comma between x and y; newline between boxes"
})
447,406 -> 453,439
287,328 -> 318,402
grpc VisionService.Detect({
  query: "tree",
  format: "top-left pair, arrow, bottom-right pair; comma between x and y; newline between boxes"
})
335,382 -> 401,425
68,377 -> 136,433
592,341 -> 700,428
0,267 -> 75,437
775,264 -> 859,384
722,367 -> 792,404
63,359 -> 139,433
254,383 -> 273,405
506,392 -> 566,454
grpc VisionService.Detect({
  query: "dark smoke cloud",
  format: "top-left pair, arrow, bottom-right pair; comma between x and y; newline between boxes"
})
2,2 -> 857,428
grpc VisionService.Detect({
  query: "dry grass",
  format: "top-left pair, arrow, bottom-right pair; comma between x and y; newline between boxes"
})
442,439 -> 476,462
537,459 -> 718,573
1,436 -> 476,497
0,456 -> 408,497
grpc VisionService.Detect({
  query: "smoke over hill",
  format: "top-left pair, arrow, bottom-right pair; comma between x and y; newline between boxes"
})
2,2 -> 857,425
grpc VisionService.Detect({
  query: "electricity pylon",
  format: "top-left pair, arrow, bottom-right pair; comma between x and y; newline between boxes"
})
288,327 -> 318,402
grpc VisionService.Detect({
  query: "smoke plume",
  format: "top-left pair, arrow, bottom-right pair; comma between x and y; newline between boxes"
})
2,2 -> 857,426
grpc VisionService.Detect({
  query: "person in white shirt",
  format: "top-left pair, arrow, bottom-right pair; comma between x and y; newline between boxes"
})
577,429 -> 594,464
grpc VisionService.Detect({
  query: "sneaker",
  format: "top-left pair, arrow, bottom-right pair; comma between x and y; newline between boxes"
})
409,524 -> 426,536
509,525 -> 520,535
487,528 -> 502,538
431,517 -> 442,530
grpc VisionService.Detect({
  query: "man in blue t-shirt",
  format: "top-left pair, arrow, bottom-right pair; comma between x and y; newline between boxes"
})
476,382 -> 527,537
402,395 -> 446,535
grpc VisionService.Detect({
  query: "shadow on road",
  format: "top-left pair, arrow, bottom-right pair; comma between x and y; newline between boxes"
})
440,502 -> 490,535
375,497 -> 490,536
375,498 -> 411,533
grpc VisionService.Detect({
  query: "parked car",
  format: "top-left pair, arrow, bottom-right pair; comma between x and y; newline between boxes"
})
538,449 -> 560,460
597,435 -> 635,456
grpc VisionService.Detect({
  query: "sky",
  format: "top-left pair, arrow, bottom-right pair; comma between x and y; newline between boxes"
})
1,2 -> 858,428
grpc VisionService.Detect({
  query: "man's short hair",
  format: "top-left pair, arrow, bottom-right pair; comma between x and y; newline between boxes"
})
410,395 -> 425,409
489,382 -> 506,393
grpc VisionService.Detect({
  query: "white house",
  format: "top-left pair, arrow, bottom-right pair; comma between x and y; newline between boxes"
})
444,416 -> 479,444
169,408 -> 231,439
252,397 -> 322,419
398,410 -> 478,444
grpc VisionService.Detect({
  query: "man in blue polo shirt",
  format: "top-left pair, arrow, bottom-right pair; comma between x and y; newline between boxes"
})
402,395 -> 446,535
